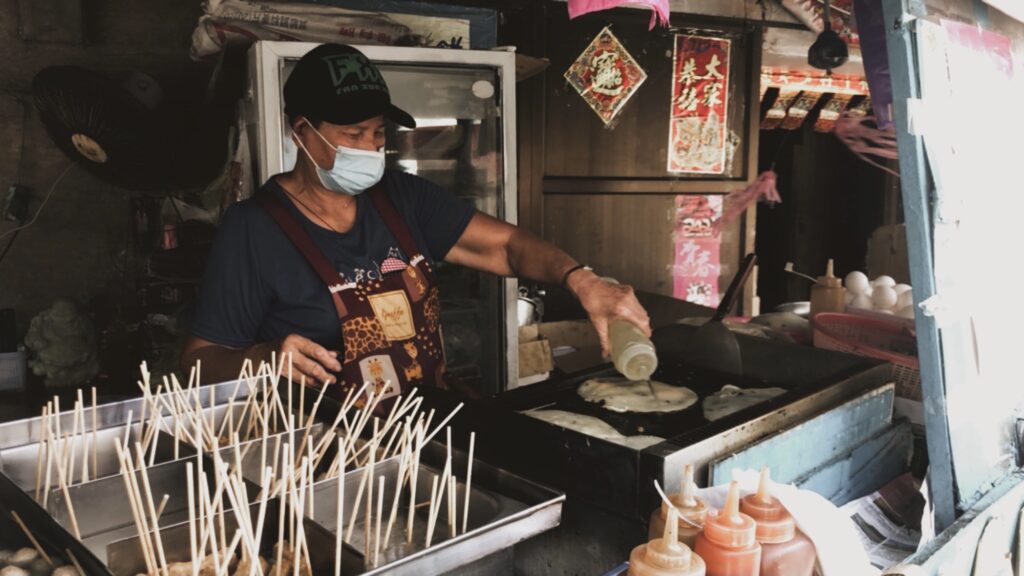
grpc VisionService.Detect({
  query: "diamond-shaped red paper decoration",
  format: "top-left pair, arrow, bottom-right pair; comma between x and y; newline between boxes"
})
563,26 -> 648,125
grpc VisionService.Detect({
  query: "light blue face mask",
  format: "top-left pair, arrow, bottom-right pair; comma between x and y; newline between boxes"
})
294,121 -> 385,196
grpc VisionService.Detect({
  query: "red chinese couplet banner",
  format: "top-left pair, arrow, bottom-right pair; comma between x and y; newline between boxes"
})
672,195 -> 723,306
668,34 -> 731,174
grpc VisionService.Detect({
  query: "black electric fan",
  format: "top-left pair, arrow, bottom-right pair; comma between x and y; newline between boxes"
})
32,66 -> 171,193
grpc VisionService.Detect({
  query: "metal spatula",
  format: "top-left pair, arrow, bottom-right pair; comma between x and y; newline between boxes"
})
682,253 -> 758,376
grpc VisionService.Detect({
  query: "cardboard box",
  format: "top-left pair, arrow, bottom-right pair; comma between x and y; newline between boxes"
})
516,324 -> 554,389
513,320 -> 605,388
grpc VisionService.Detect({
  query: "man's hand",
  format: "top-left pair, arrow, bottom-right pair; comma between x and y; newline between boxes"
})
567,270 -> 652,358
279,334 -> 342,385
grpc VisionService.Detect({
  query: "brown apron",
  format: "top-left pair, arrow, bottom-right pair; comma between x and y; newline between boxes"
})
257,183 -> 445,402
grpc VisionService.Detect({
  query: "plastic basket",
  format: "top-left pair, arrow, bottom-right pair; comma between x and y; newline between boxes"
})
810,313 -> 921,400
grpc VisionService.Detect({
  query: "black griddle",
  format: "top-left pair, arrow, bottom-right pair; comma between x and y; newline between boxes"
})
498,361 -> 779,439
412,324 -> 892,524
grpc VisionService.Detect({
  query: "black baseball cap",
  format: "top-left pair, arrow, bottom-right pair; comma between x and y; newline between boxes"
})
284,43 -> 416,129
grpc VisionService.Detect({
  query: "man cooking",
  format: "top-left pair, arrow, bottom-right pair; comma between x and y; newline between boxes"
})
182,43 -> 650,398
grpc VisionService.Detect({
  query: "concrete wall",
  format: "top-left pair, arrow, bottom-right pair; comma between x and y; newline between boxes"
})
0,0 -> 210,341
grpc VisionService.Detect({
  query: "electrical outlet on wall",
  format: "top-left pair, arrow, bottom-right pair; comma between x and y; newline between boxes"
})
3,185 -> 31,223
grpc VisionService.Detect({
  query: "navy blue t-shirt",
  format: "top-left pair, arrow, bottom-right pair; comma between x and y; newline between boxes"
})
191,170 -> 475,350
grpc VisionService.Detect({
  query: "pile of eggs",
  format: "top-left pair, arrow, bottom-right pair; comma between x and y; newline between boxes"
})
843,271 -> 915,319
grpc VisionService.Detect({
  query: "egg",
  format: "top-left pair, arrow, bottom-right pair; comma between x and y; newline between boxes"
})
872,286 -> 899,310
898,291 -> 914,309
844,271 -> 871,295
844,290 -> 855,305
894,284 -> 912,295
876,309 -> 895,315
850,294 -> 873,309
897,305 -> 915,319
872,275 -> 896,288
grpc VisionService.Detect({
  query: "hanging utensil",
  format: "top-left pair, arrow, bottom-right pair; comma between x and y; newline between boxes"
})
681,253 -> 758,376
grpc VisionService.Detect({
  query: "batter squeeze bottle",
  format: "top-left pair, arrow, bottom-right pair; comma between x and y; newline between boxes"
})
739,468 -> 816,576
609,319 -> 658,380
649,464 -> 709,548
603,278 -> 659,381
629,507 -> 707,576
694,481 -> 761,576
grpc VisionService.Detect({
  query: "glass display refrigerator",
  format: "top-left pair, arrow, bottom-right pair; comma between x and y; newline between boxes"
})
245,41 -> 518,394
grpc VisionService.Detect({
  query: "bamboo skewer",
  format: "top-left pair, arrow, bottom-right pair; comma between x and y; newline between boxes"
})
54,435 -> 81,540
299,375 -> 306,436
425,474 -> 441,548
449,475 -> 457,539
364,431 -> 375,559
406,426 -> 423,545
187,461 -> 199,576
91,386 -> 98,478
462,432 -> 475,535
43,405 -> 55,508
277,465 -> 286,573
115,441 -> 156,575
219,531 -> 243,575
67,401 -> 79,486
35,405 -> 48,501
446,428 -> 453,537
135,443 -> 169,576
65,549 -> 85,576
155,493 -> 170,520
253,467 -> 273,576
77,389 -> 89,483
382,425 -> 411,548
374,475 -> 385,567
335,439 -> 345,576
11,510 -> 55,567
54,397 -> 62,449
345,456 -> 373,539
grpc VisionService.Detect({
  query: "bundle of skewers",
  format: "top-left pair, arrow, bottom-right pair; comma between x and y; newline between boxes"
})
38,357 -> 482,575
114,435 -> 316,576
33,387 -> 106,540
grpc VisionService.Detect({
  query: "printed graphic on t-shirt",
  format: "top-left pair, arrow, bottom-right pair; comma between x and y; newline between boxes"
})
346,246 -> 406,284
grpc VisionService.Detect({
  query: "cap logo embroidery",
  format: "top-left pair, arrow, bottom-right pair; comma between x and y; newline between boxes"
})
321,54 -> 383,93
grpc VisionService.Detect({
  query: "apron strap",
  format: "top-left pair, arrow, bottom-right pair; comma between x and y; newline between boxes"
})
368,184 -> 424,261
256,191 -> 348,321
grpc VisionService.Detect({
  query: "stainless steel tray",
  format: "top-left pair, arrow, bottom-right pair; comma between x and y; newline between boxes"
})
0,378 -> 564,574
311,440 -> 565,576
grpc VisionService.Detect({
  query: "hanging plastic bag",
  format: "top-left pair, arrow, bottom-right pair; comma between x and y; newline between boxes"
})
567,0 -> 670,30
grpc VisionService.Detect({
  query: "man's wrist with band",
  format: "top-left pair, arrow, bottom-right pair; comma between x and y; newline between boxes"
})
563,264 -> 601,301
561,264 -> 592,287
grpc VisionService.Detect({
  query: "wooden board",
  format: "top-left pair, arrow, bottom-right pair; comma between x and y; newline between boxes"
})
543,193 -> 743,298
542,9 -> 753,181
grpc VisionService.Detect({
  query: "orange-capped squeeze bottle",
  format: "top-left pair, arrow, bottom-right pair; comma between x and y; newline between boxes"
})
649,464 -> 709,548
739,468 -> 816,576
629,507 -> 707,576
693,481 -> 761,576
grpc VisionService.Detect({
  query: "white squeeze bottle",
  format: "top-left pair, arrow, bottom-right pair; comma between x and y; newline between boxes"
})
604,277 -> 659,381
